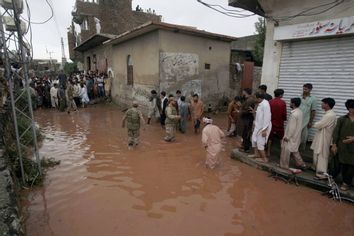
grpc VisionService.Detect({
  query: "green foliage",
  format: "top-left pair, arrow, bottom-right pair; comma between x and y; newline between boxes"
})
0,97 -> 54,187
254,17 -> 266,66
64,62 -> 78,75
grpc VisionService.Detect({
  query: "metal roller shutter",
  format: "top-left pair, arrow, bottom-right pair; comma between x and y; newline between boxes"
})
278,36 -> 354,140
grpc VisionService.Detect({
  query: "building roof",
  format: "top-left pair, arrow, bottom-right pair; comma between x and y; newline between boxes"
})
228,0 -> 265,16
231,35 -> 258,51
74,33 -> 117,52
107,21 -> 237,46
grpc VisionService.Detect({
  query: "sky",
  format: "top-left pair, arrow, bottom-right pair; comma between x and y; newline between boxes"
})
23,0 -> 258,61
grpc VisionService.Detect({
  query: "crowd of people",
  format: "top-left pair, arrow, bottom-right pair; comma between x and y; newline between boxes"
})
122,83 -> 354,191
27,70 -> 112,113
23,70 -> 354,191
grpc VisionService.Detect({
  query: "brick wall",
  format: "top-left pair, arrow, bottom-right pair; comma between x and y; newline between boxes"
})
69,0 -> 161,61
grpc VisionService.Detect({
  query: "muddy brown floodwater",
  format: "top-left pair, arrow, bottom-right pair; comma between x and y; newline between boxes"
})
24,105 -> 353,236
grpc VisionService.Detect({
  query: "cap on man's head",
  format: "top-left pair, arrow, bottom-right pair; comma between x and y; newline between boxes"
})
132,101 -> 139,107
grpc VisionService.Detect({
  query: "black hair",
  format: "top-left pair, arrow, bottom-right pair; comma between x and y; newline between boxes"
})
274,89 -> 284,98
176,90 -> 181,94
168,94 -> 174,98
322,97 -> 335,109
291,97 -> 301,108
181,96 -> 186,102
234,96 -> 242,102
193,94 -> 199,98
303,83 -> 313,90
345,99 -> 354,110
151,90 -> 157,95
161,91 -> 166,96
258,84 -> 267,92
243,88 -> 252,95
255,92 -> 265,99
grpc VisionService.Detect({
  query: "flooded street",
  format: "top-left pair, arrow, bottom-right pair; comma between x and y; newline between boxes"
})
25,105 -> 354,236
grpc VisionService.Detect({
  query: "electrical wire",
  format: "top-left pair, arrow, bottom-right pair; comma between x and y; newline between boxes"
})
196,0 -> 255,18
21,0 -> 54,25
48,0 -> 62,37
270,0 -> 345,21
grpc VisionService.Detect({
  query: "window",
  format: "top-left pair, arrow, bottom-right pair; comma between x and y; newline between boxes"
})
87,56 -> 91,71
127,55 -> 133,86
93,54 -> 97,70
81,18 -> 88,31
205,63 -> 211,70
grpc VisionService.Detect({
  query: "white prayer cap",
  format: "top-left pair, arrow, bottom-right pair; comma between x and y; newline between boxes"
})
203,117 -> 213,124
132,101 -> 139,107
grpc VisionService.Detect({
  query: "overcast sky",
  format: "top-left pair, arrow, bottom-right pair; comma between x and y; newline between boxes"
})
24,0 -> 258,61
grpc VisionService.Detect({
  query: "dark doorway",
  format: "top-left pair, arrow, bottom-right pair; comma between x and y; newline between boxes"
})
127,55 -> 133,86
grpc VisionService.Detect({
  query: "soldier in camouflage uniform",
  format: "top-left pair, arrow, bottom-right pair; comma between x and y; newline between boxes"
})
66,80 -> 77,114
122,101 -> 145,149
165,97 -> 181,142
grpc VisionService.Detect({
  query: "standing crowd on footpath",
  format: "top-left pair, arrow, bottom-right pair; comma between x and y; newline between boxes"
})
123,83 -> 354,192
20,70 -> 112,113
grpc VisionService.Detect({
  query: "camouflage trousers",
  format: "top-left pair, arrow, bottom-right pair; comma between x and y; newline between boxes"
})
128,129 -> 140,146
164,124 -> 176,142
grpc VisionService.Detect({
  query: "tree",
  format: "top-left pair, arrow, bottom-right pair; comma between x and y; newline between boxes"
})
254,17 -> 266,66
63,62 -> 78,75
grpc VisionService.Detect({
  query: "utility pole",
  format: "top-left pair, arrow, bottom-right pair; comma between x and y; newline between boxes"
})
0,0 -> 42,184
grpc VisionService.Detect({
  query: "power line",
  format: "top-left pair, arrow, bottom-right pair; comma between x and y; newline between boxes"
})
196,0 -> 255,18
271,0 -> 345,21
21,0 -> 54,25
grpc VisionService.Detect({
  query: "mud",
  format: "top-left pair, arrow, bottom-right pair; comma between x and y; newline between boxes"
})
24,105 -> 354,236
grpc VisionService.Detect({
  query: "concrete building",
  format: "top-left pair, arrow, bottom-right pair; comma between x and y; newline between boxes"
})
67,0 -> 161,64
230,35 -> 262,94
229,0 -> 354,138
76,22 -> 236,113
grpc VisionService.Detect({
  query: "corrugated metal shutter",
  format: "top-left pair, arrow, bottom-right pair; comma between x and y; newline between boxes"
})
278,36 -> 354,140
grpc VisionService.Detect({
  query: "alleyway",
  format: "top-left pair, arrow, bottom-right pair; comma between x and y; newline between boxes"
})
25,105 -> 354,236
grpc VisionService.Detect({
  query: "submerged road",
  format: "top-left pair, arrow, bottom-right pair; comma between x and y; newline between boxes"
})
25,105 -> 354,236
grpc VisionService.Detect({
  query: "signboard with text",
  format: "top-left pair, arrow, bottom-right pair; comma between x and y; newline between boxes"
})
274,16 -> 354,40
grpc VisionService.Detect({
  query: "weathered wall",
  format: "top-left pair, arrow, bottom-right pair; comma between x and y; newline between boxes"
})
231,35 -> 257,51
111,31 -> 160,113
0,110 -> 20,236
259,0 -> 354,93
158,30 -> 232,110
82,43 -> 113,73
253,66 -> 262,93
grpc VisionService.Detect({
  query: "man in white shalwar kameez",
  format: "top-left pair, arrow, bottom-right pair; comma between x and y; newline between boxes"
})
311,98 -> 337,179
250,93 -> 272,163
50,83 -> 58,108
202,117 -> 225,169
280,98 -> 306,169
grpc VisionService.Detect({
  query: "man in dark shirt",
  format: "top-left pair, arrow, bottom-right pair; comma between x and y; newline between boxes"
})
58,70 -> 67,90
160,91 -> 168,128
238,88 -> 256,153
258,84 -> 273,101
268,89 -> 287,157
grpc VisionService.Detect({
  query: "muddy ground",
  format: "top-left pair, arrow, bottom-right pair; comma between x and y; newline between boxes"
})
24,105 -> 354,236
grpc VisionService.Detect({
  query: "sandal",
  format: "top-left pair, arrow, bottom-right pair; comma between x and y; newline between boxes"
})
340,183 -> 350,191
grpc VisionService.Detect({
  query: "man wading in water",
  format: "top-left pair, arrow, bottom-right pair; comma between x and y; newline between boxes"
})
122,101 -> 145,150
202,117 -> 225,169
